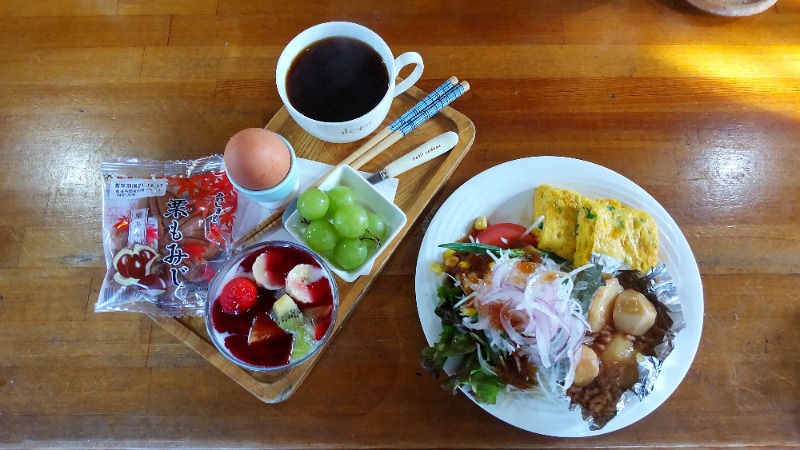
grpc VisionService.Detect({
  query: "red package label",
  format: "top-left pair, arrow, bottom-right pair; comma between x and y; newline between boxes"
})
97,156 -> 238,317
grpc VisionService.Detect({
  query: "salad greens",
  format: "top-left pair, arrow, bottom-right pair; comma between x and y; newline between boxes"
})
421,285 -> 506,404
423,242 -> 607,405
573,263 -> 605,311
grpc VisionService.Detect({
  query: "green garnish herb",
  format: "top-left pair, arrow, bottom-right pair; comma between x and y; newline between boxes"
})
574,263 -> 604,310
438,242 -> 525,258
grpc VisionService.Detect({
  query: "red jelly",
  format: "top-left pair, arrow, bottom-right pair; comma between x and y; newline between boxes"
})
206,241 -> 337,370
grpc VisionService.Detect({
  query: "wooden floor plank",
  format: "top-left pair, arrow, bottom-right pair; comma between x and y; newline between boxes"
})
0,47 -> 144,83
0,267 -> 95,319
117,0 -> 218,16
167,13 -> 565,47
0,367 -> 151,414
0,80 -> 217,115
564,1 -> 800,45
0,16 -> 170,47
18,227 -> 103,268
0,0 -> 117,17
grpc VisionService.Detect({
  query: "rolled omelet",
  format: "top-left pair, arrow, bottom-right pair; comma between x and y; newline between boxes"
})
574,197 -> 659,272
532,185 -> 581,261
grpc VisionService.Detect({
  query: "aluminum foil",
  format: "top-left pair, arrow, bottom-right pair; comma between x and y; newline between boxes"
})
568,255 -> 686,430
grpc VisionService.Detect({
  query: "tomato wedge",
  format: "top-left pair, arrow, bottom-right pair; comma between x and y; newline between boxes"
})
474,223 -> 537,249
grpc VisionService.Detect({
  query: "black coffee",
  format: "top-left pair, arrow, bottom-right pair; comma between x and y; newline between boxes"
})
287,37 -> 389,123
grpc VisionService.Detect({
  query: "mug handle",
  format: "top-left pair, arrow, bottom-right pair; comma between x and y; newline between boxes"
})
392,52 -> 424,97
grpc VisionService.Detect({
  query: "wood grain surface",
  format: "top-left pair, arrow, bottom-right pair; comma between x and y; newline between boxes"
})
0,0 -> 798,447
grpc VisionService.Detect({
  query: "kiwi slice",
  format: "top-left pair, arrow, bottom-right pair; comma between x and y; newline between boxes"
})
289,325 -> 314,361
273,294 -> 301,321
272,294 -> 314,361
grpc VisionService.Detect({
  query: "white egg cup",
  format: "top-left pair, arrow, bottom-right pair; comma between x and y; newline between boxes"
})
226,134 -> 300,208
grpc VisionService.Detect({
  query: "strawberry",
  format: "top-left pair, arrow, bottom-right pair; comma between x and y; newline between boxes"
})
314,314 -> 332,340
303,304 -> 333,324
218,277 -> 258,314
303,303 -> 333,339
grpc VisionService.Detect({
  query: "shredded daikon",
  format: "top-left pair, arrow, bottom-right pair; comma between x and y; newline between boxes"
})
476,344 -> 498,376
465,252 -> 590,391
523,215 -> 545,237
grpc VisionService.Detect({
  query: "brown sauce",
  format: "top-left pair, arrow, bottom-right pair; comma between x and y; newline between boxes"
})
567,272 -> 670,424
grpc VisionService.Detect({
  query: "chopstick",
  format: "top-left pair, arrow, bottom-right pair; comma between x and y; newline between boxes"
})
235,78 -> 470,247
350,80 -> 469,169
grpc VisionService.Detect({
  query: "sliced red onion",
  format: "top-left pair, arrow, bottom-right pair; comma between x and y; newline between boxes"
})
467,254 -> 590,389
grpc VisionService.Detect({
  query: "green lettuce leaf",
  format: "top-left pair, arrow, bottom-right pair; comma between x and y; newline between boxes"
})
421,284 -> 506,404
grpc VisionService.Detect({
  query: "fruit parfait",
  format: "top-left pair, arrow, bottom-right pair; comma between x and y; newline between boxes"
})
205,240 -> 338,372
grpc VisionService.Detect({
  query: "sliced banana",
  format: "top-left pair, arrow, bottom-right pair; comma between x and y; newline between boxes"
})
252,251 -> 284,290
286,264 -> 325,304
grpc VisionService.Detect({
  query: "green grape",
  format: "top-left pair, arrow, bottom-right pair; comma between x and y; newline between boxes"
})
297,188 -> 329,221
334,238 -> 368,270
303,219 -> 338,252
326,186 -> 357,216
363,212 -> 388,241
332,204 -> 369,238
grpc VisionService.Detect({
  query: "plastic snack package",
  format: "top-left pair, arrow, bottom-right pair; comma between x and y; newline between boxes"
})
96,155 -> 238,317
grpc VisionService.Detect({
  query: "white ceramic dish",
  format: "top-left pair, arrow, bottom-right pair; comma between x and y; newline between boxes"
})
286,165 -> 407,282
414,156 -> 703,437
686,0 -> 776,16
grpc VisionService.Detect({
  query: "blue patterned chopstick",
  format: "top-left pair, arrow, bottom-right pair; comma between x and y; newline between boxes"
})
389,77 -> 458,132
398,81 -> 469,136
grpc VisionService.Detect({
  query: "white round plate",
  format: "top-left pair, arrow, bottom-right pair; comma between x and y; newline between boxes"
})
415,157 -> 703,437
686,0 -> 776,16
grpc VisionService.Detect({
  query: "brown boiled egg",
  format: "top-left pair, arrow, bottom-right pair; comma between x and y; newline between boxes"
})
224,128 -> 291,191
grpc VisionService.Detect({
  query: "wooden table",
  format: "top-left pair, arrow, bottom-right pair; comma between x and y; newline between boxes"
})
1,0 -> 798,447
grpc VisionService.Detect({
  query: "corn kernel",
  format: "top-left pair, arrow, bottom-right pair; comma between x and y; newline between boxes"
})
460,305 -> 477,317
474,216 -> 488,231
429,263 -> 443,274
458,260 -> 471,269
443,249 -> 456,259
445,256 -> 459,267
489,261 -> 495,270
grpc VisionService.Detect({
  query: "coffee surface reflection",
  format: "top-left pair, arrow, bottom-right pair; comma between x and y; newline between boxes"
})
286,37 -> 389,123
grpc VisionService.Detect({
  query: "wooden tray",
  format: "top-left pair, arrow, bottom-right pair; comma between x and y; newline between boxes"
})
148,83 -> 475,403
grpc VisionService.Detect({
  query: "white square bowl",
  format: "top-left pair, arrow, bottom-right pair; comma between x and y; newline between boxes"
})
285,165 -> 407,282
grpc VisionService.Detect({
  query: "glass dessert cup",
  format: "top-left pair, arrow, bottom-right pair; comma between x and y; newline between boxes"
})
205,240 -> 339,373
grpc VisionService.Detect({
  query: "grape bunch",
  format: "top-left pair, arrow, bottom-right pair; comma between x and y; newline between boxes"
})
296,186 -> 389,270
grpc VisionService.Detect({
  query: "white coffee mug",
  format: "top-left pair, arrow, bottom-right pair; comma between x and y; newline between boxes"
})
276,22 -> 424,143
